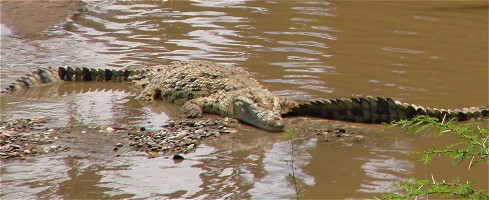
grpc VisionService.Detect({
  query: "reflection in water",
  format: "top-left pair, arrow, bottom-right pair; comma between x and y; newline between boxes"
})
1,156 -> 70,199
357,139 -> 414,194
0,23 -> 13,36
98,149 -> 213,199
249,139 -> 316,198
1,0 -> 488,199
0,82 -> 170,129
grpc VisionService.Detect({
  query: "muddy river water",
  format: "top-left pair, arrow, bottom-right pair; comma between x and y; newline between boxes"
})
0,0 -> 488,199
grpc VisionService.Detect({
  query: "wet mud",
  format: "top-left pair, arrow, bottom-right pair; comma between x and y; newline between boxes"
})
0,0 -> 79,37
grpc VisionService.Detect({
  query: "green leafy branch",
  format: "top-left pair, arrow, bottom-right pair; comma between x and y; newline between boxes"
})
382,178 -> 488,199
381,115 -> 489,199
386,115 -> 489,168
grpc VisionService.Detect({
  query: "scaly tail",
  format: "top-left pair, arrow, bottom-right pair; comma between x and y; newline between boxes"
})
285,96 -> 489,123
3,66 -> 149,93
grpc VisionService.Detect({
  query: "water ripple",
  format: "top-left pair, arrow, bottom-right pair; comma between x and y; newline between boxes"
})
381,47 -> 423,54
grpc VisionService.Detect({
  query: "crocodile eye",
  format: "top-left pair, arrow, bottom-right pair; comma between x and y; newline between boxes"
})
233,100 -> 248,115
234,101 -> 243,107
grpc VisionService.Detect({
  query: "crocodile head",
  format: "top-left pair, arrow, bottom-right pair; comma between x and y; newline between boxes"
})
232,90 -> 285,132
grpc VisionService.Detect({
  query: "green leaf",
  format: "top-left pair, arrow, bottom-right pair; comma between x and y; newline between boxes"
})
414,123 -> 434,134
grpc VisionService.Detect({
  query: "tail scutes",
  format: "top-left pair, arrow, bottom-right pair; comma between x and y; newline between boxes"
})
3,66 -> 148,93
286,96 -> 489,123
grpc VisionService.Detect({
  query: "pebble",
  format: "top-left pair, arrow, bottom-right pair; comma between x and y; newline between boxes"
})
0,118 -> 67,160
126,118 -> 239,155
173,154 -> 184,160
1,117 -> 242,159
176,132 -> 187,140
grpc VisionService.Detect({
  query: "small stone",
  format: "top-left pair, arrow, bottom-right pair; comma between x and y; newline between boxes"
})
334,128 -> 347,133
176,132 -> 187,140
187,144 -> 195,150
149,150 -> 159,157
173,154 -> 184,160
353,135 -> 364,142
81,131 -> 87,134
214,132 -> 221,137
106,127 -> 115,132
115,143 -> 123,147
194,129 -> 205,135
23,149 -> 31,154
9,152 -> 21,157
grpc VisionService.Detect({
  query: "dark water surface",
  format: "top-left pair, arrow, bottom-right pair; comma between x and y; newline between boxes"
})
1,1 -> 488,199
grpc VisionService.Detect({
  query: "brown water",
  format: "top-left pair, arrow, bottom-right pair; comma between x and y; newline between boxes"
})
1,0 -> 488,199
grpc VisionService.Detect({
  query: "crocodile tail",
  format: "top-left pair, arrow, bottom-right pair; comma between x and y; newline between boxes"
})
3,66 -> 149,93
285,96 -> 489,123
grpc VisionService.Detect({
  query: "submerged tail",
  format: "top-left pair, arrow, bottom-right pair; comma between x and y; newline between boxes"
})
285,96 -> 489,123
3,67 -> 148,93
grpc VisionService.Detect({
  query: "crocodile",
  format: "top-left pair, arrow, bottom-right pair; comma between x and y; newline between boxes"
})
3,61 -> 488,131
3,61 -> 295,132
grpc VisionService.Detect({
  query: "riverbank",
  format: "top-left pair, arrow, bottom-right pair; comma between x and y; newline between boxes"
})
0,116 -> 364,160
0,0 -> 79,36
0,117 -> 242,160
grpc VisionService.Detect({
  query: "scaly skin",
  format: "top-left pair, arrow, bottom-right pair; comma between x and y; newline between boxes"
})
285,97 -> 489,123
3,61 -> 295,132
3,61 -> 488,131
134,61 -> 293,131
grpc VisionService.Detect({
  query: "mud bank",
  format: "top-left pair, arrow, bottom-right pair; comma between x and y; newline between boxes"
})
0,116 -> 364,160
0,117 -> 241,160
0,0 -> 79,36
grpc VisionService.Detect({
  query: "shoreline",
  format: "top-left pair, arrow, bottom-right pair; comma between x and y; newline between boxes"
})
0,0 -> 80,37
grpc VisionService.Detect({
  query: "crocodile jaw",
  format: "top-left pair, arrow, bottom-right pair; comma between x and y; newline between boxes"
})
233,98 -> 285,132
